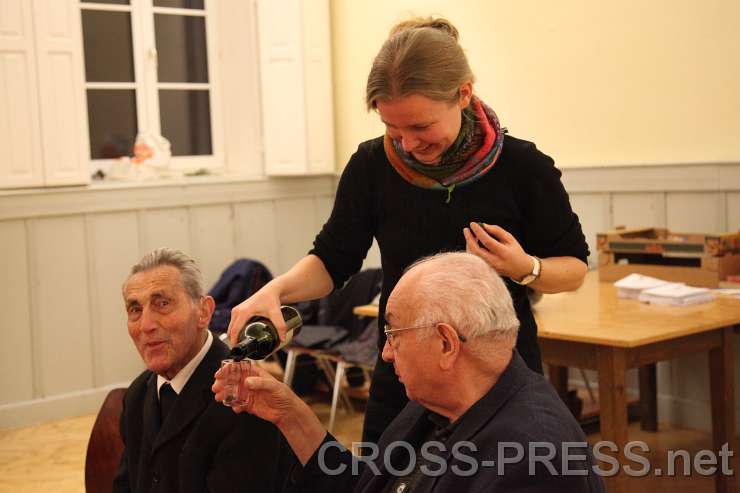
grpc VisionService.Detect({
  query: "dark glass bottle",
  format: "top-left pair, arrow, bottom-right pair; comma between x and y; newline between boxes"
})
229,306 -> 302,361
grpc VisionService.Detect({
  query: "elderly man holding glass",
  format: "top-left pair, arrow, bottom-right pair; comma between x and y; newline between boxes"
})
214,251 -> 604,493
115,248 -> 288,493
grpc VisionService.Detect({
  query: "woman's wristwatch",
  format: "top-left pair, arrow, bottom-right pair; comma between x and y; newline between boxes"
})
512,255 -> 542,286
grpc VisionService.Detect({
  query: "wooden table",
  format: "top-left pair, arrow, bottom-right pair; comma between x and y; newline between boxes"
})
535,272 -> 740,492
353,304 -> 382,318
354,272 -> 740,493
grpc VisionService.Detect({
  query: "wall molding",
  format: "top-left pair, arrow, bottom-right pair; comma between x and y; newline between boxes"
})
4,161 -> 737,221
568,372 -> 740,434
0,175 -> 336,221
561,161 -> 740,193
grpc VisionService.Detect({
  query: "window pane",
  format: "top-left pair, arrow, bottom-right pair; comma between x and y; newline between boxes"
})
155,15 -> 208,83
82,11 -> 135,82
159,90 -> 212,156
153,0 -> 204,8
87,90 -> 138,159
81,0 -> 130,4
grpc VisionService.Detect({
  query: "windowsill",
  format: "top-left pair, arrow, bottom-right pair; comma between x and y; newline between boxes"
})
0,171 -> 339,198
86,172 -> 270,191
0,172 -> 339,221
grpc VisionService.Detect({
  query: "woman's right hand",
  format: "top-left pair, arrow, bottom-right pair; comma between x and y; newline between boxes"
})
227,282 -> 287,346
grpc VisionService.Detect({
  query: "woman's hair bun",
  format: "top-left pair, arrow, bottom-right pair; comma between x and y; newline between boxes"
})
389,16 -> 459,41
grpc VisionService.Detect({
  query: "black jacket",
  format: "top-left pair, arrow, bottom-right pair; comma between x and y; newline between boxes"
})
113,333 -> 290,493
289,352 -> 605,493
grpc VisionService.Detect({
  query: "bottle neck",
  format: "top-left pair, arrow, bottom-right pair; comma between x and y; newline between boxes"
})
230,335 -> 260,361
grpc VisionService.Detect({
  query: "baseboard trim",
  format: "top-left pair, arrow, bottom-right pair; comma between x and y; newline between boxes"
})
566,377 -> 738,434
0,382 -> 130,430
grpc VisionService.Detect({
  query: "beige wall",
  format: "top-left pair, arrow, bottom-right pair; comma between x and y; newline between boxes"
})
330,0 -> 740,169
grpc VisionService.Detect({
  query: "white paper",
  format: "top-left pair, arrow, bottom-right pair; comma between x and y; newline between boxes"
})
638,283 -> 714,306
613,274 -> 675,299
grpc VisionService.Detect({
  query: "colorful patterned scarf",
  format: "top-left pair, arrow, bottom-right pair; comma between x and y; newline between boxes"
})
383,96 -> 504,203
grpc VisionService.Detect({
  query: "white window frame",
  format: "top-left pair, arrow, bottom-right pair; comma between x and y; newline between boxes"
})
80,0 -> 223,174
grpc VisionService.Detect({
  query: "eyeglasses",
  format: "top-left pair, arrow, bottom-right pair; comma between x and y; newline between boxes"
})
383,322 -> 467,348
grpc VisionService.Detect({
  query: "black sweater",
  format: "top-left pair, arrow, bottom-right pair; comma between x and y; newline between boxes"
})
310,134 -> 589,443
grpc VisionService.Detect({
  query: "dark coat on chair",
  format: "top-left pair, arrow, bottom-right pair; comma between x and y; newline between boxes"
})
208,259 -> 273,334
293,267 -> 383,348
113,333 -> 290,493
289,352 -> 605,493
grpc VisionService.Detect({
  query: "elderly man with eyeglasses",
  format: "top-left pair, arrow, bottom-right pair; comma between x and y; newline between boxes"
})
213,251 -> 604,493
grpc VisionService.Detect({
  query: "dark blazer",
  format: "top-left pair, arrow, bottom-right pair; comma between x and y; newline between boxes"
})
113,333 -> 291,493
290,352 -> 605,493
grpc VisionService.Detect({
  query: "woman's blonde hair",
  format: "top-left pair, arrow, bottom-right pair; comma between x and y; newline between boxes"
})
366,16 -> 475,110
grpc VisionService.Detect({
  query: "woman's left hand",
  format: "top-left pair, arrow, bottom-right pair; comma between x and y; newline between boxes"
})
464,222 -> 534,281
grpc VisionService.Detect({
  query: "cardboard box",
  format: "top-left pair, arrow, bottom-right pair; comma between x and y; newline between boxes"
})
597,227 -> 740,288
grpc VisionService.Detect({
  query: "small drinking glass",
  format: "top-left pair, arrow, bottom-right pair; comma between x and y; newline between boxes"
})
220,358 -> 252,407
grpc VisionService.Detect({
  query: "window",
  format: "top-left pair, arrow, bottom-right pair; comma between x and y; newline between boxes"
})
80,0 -> 222,173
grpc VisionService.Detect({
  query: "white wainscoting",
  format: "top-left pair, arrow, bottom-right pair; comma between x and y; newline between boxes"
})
561,161 -> 740,432
1,163 -> 739,431
0,175 -> 336,428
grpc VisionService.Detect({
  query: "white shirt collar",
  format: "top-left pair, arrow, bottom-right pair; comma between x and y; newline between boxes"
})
157,330 -> 213,397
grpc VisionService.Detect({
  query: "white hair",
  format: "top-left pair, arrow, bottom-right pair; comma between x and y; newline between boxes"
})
123,247 -> 204,301
404,252 -> 520,357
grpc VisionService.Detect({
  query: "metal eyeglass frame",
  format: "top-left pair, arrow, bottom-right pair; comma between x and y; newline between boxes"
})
383,322 -> 467,346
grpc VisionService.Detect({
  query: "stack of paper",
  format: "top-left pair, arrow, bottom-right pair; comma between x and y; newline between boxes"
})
613,273 -> 674,300
714,289 -> 740,299
638,284 -> 715,306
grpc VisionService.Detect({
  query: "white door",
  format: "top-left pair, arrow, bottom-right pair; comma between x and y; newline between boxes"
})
0,0 -> 45,188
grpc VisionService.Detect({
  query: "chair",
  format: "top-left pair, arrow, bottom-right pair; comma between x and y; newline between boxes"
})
85,388 -> 126,493
283,269 -> 382,432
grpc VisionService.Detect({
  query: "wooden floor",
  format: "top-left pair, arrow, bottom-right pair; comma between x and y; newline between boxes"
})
0,389 -> 736,492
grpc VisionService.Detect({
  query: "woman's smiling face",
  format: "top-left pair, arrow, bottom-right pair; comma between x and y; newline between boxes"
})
376,83 -> 472,165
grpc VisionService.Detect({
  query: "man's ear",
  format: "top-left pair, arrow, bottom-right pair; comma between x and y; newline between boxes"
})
437,323 -> 462,370
198,295 -> 216,329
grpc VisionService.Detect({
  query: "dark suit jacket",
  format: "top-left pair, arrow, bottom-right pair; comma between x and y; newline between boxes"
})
113,333 -> 291,493
290,352 -> 605,493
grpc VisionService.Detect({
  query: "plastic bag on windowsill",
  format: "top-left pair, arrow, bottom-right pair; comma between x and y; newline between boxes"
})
107,133 -> 181,181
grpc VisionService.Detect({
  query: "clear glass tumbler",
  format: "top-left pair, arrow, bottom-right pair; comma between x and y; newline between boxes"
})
220,358 -> 252,407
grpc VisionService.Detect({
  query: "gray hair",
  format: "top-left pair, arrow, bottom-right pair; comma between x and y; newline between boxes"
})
405,252 -> 520,355
123,247 -> 204,301
366,16 -> 475,110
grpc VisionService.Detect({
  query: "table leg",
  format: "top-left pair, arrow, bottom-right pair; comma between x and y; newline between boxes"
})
638,364 -> 658,432
597,346 -> 628,493
548,365 -> 584,419
548,365 -> 569,400
709,327 -> 735,493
